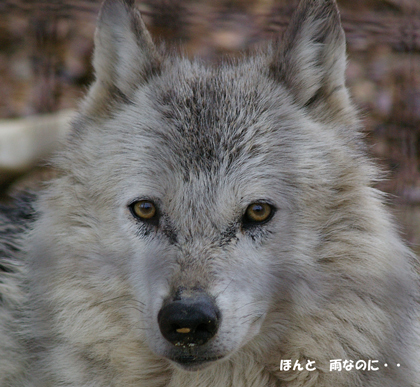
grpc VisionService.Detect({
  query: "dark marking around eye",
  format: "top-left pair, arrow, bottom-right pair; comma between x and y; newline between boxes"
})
219,222 -> 240,247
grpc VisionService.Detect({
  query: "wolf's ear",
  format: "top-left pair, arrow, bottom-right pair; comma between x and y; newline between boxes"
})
270,0 -> 349,119
91,0 -> 160,100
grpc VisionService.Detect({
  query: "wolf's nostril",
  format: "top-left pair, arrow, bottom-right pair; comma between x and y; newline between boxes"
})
158,293 -> 220,346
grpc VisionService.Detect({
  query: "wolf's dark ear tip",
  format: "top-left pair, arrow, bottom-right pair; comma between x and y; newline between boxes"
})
121,0 -> 135,7
315,0 -> 338,6
98,0 -> 136,25
100,0 -> 135,12
308,0 -> 339,12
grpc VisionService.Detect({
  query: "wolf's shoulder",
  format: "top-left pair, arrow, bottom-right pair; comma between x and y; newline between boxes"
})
0,191 -> 36,287
0,191 -> 36,258
0,191 -> 36,385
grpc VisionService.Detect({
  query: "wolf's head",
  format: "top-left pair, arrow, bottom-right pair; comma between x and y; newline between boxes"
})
33,0 -> 375,373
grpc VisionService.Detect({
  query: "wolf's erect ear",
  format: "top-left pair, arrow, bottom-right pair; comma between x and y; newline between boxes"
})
270,0 -> 349,118
92,0 -> 160,98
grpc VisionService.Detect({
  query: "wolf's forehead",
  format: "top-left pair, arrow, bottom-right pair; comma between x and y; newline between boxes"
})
143,63 -> 288,176
156,62 -> 268,127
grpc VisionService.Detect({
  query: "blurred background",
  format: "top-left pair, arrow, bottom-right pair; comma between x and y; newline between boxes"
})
0,0 -> 419,253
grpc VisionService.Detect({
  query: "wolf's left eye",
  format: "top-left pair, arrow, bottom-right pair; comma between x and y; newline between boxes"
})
243,202 -> 274,226
130,200 -> 158,224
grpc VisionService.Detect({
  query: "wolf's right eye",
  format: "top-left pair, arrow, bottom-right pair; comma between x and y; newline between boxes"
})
242,202 -> 275,228
130,200 -> 158,224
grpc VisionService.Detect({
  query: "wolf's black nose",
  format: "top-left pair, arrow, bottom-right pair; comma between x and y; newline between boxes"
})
158,293 -> 220,346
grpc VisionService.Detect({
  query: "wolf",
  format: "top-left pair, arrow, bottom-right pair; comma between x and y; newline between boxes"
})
1,0 -> 419,385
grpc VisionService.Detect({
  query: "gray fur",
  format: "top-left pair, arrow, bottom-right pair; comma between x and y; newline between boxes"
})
1,0 -> 419,385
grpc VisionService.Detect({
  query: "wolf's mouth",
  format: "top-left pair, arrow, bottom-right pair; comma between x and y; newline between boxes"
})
170,354 -> 225,371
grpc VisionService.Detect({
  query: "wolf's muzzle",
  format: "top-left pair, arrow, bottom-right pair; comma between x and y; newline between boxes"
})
158,292 -> 220,347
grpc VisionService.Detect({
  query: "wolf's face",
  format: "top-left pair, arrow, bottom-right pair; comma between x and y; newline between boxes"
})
102,63 -> 302,370
38,0 -> 363,372
70,57 -> 303,371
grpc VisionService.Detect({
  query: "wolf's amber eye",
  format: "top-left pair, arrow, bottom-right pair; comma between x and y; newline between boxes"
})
244,202 -> 273,224
131,200 -> 157,220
